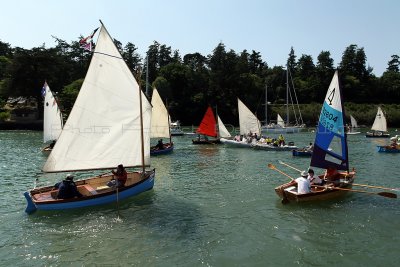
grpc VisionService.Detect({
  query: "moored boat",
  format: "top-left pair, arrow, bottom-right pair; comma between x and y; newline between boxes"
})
292,149 -> 312,157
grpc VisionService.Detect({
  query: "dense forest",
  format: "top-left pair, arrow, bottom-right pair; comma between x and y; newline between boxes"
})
1,35 -> 400,127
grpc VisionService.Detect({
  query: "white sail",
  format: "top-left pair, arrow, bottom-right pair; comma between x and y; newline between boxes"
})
371,107 -> 387,132
238,98 -> 261,135
150,88 -> 170,138
350,115 -> 358,128
43,25 -> 152,172
277,114 -> 285,127
43,83 -> 63,143
217,115 -> 231,138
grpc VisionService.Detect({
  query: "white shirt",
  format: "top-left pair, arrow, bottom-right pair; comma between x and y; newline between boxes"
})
295,177 -> 311,194
308,174 -> 323,185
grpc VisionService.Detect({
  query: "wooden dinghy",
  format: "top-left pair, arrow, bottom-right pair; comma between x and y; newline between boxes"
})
25,171 -> 155,213
274,172 -> 356,203
24,22 -> 155,214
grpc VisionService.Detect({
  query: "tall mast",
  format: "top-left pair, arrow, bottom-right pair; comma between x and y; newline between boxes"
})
286,64 -> 289,126
265,84 -> 268,126
145,55 -> 150,97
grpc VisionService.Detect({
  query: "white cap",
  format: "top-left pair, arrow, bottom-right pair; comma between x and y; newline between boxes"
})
301,171 -> 308,177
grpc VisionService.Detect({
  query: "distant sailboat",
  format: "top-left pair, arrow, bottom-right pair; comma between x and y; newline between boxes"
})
192,106 -> 221,144
24,22 -> 155,214
150,88 -> 173,155
262,67 -> 305,134
220,98 -> 260,148
347,115 -> 361,135
365,107 -> 390,138
42,82 -> 63,154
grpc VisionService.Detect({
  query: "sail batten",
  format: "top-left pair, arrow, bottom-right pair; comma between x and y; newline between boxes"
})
310,71 -> 349,171
238,98 -> 261,135
43,25 -> 152,173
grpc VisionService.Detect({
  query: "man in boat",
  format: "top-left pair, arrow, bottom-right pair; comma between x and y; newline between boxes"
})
155,139 -> 164,150
324,167 -> 341,185
287,171 -> 311,194
307,169 -> 323,185
305,142 -> 314,152
108,164 -> 128,188
56,174 -> 83,199
278,134 -> 285,146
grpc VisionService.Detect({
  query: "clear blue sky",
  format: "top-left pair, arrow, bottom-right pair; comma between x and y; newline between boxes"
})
1,0 -> 399,76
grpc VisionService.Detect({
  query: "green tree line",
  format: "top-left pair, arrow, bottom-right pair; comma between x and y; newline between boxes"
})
1,36 -> 399,126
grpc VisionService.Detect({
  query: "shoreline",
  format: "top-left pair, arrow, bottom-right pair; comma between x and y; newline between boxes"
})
0,121 -> 42,130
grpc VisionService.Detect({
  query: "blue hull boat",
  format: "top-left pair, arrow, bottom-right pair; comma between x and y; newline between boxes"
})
24,170 -> 155,214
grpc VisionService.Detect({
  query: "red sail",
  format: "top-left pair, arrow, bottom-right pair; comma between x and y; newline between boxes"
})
196,106 -> 217,137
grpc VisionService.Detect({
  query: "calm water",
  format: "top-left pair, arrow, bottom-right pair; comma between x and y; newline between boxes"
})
0,130 -> 399,266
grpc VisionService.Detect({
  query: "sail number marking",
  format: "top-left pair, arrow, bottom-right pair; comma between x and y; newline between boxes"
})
320,106 -> 338,131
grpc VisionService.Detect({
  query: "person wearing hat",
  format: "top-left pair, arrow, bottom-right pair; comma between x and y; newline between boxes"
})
108,164 -> 128,188
293,170 -> 311,194
56,174 -> 83,199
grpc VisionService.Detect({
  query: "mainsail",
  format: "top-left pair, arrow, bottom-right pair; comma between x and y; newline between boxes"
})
371,107 -> 387,132
310,71 -> 349,171
277,114 -> 285,127
43,82 -> 63,143
43,25 -> 152,172
150,88 -> 170,139
238,98 -> 261,135
350,115 -> 358,128
196,106 -> 217,137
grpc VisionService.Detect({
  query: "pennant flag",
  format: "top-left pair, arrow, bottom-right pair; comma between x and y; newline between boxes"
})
79,27 -> 99,51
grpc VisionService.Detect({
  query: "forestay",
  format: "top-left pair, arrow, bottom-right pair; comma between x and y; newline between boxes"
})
150,88 -> 170,138
238,98 -> 261,136
43,25 -> 152,172
310,71 -> 349,171
43,82 -> 63,143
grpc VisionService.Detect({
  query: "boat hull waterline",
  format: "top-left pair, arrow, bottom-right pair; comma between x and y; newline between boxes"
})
24,170 -> 155,214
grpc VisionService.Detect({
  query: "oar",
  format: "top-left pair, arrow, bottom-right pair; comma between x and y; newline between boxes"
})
267,163 -> 294,181
278,160 -> 302,173
313,185 -> 397,199
278,161 -> 399,192
352,183 -> 400,191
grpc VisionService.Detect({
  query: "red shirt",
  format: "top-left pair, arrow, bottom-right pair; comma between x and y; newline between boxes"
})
112,170 -> 128,186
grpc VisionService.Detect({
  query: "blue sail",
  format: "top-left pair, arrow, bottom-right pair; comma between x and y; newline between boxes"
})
310,71 -> 349,171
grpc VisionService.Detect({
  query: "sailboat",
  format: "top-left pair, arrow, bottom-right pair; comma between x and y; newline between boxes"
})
220,98 -> 260,147
24,22 -> 155,214
261,68 -> 305,134
365,107 -> 390,138
273,71 -> 356,203
150,88 -> 173,155
41,82 -> 63,154
346,114 -> 361,135
192,106 -> 221,144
